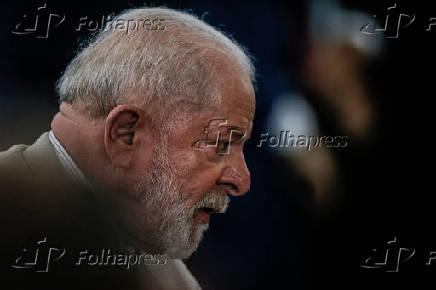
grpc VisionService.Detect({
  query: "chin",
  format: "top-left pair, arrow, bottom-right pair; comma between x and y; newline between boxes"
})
166,223 -> 209,259
167,247 -> 196,260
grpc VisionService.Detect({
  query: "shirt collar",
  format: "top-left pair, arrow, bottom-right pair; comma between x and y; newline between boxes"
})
48,130 -> 92,189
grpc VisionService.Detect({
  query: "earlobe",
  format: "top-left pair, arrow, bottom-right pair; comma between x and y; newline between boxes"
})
104,105 -> 144,168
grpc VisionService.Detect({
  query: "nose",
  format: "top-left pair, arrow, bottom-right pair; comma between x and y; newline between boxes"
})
217,152 -> 251,196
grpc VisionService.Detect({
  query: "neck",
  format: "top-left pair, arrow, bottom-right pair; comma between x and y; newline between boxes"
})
51,103 -> 112,193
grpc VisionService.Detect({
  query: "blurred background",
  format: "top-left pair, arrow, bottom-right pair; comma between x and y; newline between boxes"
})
1,0 -> 435,289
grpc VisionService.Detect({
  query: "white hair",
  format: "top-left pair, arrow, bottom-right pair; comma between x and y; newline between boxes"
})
56,7 -> 255,128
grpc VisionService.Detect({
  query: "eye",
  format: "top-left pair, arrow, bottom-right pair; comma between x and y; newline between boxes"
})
217,140 -> 231,154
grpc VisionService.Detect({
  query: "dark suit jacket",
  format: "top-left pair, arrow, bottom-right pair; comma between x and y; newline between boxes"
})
0,133 -> 200,290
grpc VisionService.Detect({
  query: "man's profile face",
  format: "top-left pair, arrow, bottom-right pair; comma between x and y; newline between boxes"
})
123,67 -> 255,259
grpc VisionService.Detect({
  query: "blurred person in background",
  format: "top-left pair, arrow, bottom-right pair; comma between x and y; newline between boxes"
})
256,0 -> 386,288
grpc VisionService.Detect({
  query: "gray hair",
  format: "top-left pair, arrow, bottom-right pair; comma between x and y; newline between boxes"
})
56,7 -> 255,128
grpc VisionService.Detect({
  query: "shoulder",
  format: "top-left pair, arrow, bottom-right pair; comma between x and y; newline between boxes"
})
0,132 -> 64,185
0,143 -> 34,189
0,132 -> 65,217
0,143 -> 32,173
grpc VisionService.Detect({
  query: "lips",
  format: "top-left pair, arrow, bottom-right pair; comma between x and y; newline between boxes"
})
195,207 -> 218,224
193,193 -> 230,224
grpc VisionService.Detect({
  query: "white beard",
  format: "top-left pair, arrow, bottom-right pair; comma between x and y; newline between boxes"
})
131,141 -> 229,259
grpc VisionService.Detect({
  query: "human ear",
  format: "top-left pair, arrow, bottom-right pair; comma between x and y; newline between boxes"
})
104,105 -> 152,168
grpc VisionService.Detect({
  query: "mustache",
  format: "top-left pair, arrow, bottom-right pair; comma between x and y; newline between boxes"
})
194,192 -> 230,214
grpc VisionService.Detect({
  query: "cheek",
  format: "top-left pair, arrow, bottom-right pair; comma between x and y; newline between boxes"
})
132,147 -> 153,175
171,151 -> 222,202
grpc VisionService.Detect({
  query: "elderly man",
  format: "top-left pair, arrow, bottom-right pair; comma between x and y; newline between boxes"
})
0,6 -> 254,290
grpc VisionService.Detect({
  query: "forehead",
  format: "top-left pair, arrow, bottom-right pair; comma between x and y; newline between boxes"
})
213,62 -> 255,120
165,57 -> 255,145
167,78 -> 255,147
202,49 -> 255,121
204,73 -> 255,132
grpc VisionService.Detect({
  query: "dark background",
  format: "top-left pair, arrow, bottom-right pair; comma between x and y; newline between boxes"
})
1,0 -> 435,289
